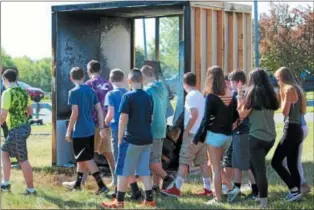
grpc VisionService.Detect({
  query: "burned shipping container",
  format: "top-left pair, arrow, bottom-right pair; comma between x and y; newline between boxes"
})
51,1 -> 252,168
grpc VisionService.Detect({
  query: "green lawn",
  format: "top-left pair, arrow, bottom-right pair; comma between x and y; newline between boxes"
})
2,123 -> 313,209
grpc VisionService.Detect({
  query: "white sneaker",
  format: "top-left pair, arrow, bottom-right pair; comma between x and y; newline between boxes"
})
205,198 -> 223,206
222,184 -> 228,195
286,191 -> 302,202
227,186 -> 241,203
62,180 -> 76,189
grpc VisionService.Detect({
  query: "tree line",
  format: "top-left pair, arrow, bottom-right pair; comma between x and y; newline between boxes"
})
1,48 -> 52,92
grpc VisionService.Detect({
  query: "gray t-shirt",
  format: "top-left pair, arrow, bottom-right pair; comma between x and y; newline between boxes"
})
249,109 -> 276,141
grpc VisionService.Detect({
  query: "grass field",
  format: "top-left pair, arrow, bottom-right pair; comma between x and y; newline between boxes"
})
1,123 -> 313,209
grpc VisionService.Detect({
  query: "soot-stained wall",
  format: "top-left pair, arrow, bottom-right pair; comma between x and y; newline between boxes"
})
56,14 -> 131,119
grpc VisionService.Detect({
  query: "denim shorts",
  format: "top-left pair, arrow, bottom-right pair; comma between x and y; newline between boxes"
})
205,131 -> 232,150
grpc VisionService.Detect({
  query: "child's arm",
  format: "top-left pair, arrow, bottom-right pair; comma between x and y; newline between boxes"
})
184,107 -> 198,138
26,95 -> 33,118
1,91 -> 10,125
105,106 -> 114,126
95,102 -> 105,138
118,94 -> 130,144
66,105 -> 78,142
118,113 -> 128,144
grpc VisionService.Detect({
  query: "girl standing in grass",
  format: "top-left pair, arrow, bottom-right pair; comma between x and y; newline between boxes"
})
271,67 -> 307,202
237,69 -> 279,208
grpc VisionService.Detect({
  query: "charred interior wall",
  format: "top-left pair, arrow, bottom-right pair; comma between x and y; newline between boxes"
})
56,14 -> 131,120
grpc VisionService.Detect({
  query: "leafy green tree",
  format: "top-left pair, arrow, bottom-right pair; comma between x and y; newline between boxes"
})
259,3 -> 314,77
1,48 -> 15,67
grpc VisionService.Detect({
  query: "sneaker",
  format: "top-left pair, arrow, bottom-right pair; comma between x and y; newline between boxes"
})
161,184 -> 180,198
286,191 -> 302,202
301,183 -> 311,194
222,184 -> 229,195
227,186 -> 241,203
162,175 -> 174,190
194,188 -> 214,197
100,199 -> 124,209
22,189 -> 37,195
62,180 -> 76,189
137,200 -> 157,209
96,186 -> 110,195
245,193 -> 258,201
204,198 -> 223,206
1,184 -> 11,192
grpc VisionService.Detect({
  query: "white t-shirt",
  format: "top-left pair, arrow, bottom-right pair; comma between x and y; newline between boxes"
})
184,89 -> 205,134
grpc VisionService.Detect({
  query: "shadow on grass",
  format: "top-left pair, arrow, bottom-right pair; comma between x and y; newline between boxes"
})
38,191 -> 99,209
32,166 -> 75,176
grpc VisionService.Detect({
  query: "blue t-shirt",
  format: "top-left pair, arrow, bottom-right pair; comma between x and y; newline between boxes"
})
68,85 -> 99,138
119,89 -> 153,145
104,87 -> 127,131
145,81 -> 168,140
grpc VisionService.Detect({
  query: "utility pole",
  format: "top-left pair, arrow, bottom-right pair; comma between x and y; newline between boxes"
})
254,0 -> 259,68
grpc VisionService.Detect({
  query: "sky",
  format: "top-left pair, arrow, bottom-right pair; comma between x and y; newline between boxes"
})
1,1 -> 312,60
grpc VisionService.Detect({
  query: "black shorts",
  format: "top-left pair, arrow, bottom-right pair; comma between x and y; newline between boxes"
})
222,140 -> 233,168
73,135 -> 94,162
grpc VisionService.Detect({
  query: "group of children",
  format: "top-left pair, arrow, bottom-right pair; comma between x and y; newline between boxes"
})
0,61 -> 311,209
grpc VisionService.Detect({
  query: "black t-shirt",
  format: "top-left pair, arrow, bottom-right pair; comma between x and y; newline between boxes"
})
194,94 -> 239,144
119,89 -> 153,145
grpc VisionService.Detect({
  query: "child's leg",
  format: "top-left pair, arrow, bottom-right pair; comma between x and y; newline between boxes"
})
1,151 -> 11,183
194,143 -> 212,194
137,145 -> 154,202
12,124 -> 34,189
116,176 -> 130,201
85,159 -> 107,190
20,160 -> 34,188
102,128 -> 115,184
74,162 -> 87,188
111,131 -> 119,186
150,139 -> 173,190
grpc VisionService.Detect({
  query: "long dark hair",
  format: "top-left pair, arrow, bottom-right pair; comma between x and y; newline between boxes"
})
203,66 -> 225,96
244,68 -> 279,110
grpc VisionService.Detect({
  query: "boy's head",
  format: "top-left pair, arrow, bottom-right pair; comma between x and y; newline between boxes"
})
128,68 -> 143,86
224,73 -> 231,91
110,68 -> 124,83
87,60 -> 101,77
2,69 -> 18,88
183,72 -> 196,92
228,69 -> 246,91
70,67 -> 85,83
140,65 -> 156,86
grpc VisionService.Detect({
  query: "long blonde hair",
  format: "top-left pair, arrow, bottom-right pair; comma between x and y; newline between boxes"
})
275,67 -> 306,114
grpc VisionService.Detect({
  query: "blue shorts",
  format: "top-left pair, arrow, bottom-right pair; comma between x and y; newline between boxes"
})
205,131 -> 232,150
111,129 -> 119,163
116,140 -> 152,177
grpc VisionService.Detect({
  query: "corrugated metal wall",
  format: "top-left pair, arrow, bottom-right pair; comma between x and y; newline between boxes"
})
190,7 -> 252,90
